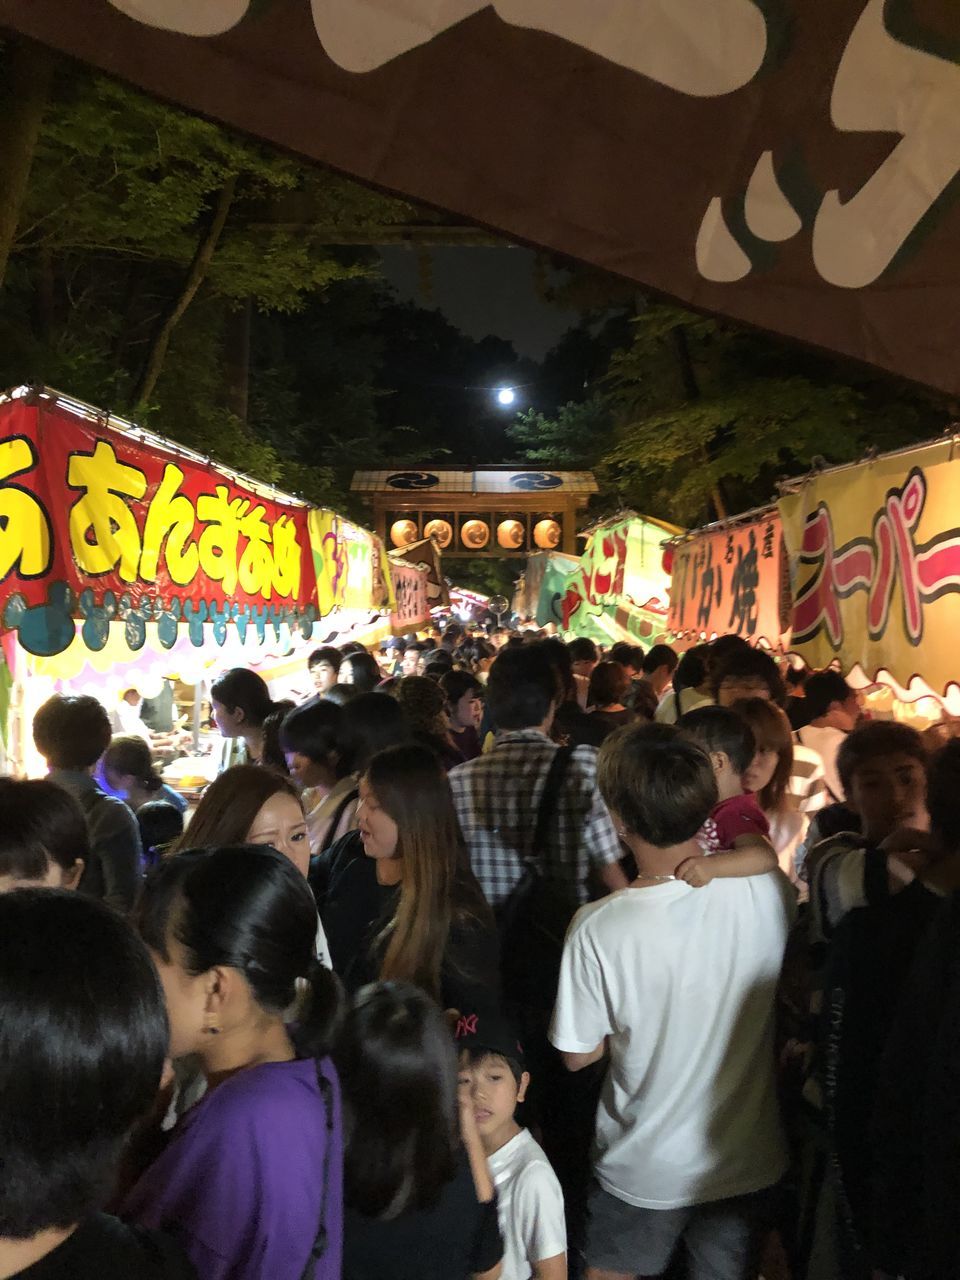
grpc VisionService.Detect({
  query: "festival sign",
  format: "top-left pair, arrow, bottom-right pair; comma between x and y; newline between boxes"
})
389,560 -> 431,633
669,513 -> 789,645
558,516 -> 676,639
0,390 -> 317,656
779,441 -> 960,697
4,3 -> 960,394
308,508 -> 391,619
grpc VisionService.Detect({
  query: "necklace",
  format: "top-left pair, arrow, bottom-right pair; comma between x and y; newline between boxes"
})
634,873 -> 677,884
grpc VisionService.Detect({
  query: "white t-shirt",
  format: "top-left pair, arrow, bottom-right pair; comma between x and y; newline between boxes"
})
550,875 -> 795,1210
798,724 -> 847,802
488,1129 -> 566,1280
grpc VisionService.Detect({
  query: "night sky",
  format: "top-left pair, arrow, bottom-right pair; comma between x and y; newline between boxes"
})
380,245 -> 582,361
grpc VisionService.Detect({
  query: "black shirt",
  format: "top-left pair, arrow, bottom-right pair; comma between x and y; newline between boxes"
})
313,831 -> 500,1010
13,1214 -> 196,1279
343,1153 -> 502,1280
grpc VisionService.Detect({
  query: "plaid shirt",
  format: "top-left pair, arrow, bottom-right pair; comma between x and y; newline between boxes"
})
448,728 -> 622,907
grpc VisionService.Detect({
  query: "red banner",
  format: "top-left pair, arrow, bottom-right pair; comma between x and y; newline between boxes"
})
0,393 -> 317,655
669,514 -> 789,645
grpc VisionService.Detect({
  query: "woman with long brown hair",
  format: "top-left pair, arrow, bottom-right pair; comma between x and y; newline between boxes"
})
317,744 -> 497,1012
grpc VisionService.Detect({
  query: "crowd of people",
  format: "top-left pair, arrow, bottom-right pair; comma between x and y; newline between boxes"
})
2,620 -> 959,1280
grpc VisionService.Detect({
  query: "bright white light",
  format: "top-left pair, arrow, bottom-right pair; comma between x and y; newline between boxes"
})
496,387 -> 516,406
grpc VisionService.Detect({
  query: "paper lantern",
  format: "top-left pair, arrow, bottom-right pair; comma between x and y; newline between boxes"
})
461,518 -> 490,549
424,518 -> 453,548
533,518 -> 561,549
497,518 -> 524,549
390,518 -> 419,547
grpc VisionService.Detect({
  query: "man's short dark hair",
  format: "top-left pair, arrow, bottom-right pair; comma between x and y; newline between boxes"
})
642,644 -> 678,676
487,644 -> 560,730
308,646 -> 342,673
33,694 -> 112,770
678,704 -> 756,775
927,739 -> 960,852
598,722 -> 717,847
0,889 -> 167,1237
804,670 -> 853,720
567,637 -> 598,665
710,647 -> 786,706
837,721 -> 926,796
609,642 -> 643,671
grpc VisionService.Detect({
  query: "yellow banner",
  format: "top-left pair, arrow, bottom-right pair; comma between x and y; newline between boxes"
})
778,440 -> 960,696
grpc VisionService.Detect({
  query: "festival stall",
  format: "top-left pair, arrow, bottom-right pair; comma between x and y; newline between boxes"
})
0,386 -> 416,774
667,508 -> 791,650
534,514 -> 679,645
778,439 -> 960,718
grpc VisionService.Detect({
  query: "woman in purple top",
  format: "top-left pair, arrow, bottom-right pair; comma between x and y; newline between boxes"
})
123,845 -> 343,1280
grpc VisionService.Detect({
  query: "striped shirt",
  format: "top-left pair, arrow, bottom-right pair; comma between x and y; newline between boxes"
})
448,729 -> 622,907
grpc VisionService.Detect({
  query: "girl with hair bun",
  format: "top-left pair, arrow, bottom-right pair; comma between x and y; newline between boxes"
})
101,736 -> 188,816
123,845 -> 343,1280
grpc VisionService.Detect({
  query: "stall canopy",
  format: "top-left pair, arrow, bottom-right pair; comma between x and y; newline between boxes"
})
668,509 -> 791,649
538,514 -> 678,646
779,438 -> 960,708
4,3 -> 960,394
0,386 -> 420,666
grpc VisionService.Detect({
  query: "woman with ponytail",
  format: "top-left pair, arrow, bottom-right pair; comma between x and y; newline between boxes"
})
101,735 -> 188,816
210,669 -> 276,766
123,845 -> 343,1280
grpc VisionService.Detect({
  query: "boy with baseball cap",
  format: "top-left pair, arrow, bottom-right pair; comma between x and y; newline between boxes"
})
457,1010 -> 567,1280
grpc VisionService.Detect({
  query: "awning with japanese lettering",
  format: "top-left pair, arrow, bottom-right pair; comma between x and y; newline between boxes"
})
3,2 -> 960,394
0,386 -> 327,657
555,515 -> 677,641
668,513 -> 791,648
778,440 -> 960,701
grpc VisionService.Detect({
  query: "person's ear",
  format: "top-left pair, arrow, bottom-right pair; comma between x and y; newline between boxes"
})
516,1071 -> 531,1105
234,706 -> 247,726
710,749 -> 728,775
62,859 -> 84,890
202,965 -> 232,1034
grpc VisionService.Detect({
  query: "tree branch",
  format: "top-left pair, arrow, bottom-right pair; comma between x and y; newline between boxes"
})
0,39 -> 57,290
131,175 -> 237,412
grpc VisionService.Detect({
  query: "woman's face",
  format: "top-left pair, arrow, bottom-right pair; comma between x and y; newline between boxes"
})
212,699 -> 242,739
743,746 -> 778,796
451,690 -> 483,731
339,659 -> 355,685
246,791 -> 311,877
356,776 -> 399,862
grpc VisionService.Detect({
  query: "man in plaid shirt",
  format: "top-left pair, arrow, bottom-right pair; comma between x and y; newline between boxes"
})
449,645 -> 628,907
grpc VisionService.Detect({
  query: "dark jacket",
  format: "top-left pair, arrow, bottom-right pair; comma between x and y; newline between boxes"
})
50,770 -> 142,912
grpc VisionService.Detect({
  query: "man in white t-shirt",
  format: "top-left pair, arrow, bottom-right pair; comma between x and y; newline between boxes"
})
796,669 -> 862,802
550,722 -> 795,1280
457,1010 -> 566,1280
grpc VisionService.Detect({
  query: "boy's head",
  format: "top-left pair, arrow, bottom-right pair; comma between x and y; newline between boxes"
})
308,646 -> 342,693
641,643 -> 679,695
32,694 -> 112,772
678,704 -> 756,801
837,721 -> 928,842
0,778 -> 89,892
927,739 -> 960,854
597,721 -> 717,849
711,646 -> 786,708
804,669 -> 861,729
456,1010 -> 529,1146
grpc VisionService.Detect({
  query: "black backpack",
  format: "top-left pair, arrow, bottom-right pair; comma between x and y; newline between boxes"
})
495,746 -> 580,1010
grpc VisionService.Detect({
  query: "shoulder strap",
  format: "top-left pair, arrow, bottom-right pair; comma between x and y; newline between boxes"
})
530,745 -> 574,866
319,786 -> 359,854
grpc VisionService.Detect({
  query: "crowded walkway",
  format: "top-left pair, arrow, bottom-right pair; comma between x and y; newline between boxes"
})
1,625 -> 956,1280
